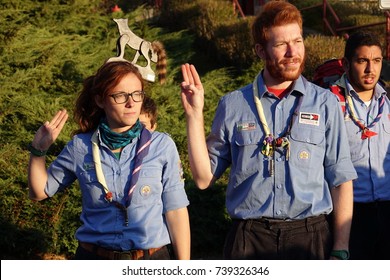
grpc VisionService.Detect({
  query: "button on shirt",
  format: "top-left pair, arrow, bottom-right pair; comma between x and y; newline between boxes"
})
44,131 -> 189,250
207,74 -> 357,220
337,76 -> 390,203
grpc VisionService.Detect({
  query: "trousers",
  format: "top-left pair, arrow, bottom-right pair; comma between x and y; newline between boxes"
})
223,215 -> 332,260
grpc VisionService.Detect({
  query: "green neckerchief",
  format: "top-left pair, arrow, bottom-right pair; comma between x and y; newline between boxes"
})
98,118 -> 142,150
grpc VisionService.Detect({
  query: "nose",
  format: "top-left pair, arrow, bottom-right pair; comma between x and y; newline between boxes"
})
365,61 -> 373,73
286,43 -> 297,57
125,95 -> 135,107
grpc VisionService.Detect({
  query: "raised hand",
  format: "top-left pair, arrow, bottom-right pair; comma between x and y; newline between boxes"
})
31,109 -> 69,151
180,63 -> 205,116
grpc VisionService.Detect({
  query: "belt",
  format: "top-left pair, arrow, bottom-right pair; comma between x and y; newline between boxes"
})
235,214 -> 327,230
79,242 -> 163,260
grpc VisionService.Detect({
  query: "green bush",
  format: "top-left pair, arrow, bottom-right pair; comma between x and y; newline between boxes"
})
159,0 -> 255,69
303,34 -> 346,80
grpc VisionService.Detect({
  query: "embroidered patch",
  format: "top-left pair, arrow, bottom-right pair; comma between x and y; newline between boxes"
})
83,162 -> 95,170
298,150 -> 310,160
299,112 -> 320,126
140,185 -> 151,197
237,122 -> 256,131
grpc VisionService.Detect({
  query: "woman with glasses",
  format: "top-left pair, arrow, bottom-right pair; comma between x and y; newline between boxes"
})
27,61 -> 190,260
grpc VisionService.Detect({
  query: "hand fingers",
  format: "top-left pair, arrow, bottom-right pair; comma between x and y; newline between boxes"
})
181,63 -> 196,85
47,109 -> 68,129
181,64 -> 190,83
186,64 -> 195,85
55,110 -> 68,132
189,64 -> 201,86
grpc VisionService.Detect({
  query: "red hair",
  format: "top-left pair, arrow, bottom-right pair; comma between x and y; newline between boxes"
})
252,1 -> 303,47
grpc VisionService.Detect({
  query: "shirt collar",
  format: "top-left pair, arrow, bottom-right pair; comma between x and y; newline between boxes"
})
338,73 -> 387,101
256,71 -> 306,98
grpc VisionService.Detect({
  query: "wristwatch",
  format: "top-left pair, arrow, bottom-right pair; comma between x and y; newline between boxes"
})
28,143 -> 47,157
330,250 -> 350,260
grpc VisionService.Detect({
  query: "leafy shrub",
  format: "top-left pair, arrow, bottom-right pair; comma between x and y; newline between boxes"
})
303,34 -> 346,80
159,0 -> 255,69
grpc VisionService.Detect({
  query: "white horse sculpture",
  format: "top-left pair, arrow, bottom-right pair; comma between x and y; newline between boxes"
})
106,18 -> 167,83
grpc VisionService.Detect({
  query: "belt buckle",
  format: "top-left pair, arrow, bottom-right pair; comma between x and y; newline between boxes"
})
112,251 -> 134,260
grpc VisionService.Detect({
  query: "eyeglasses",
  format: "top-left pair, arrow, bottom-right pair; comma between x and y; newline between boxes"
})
109,90 -> 145,104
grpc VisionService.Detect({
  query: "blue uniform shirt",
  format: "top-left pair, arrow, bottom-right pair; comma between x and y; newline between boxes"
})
45,130 -> 189,250
335,75 -> 390,203
207,73 -> 357,220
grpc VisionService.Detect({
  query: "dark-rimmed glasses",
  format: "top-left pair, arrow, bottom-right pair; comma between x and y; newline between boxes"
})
109,90 -> 145,104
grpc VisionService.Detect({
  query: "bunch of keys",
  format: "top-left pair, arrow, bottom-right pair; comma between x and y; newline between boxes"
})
275,137 -> 290,161
262,136 -> 291,177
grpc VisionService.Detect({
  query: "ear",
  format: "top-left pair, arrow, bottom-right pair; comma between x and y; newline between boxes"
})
95,95 -> 104,109
342,57 -> 349,72
255,43 -> 265,59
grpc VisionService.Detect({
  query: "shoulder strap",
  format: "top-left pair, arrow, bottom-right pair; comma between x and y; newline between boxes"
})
329,85 -> 346,113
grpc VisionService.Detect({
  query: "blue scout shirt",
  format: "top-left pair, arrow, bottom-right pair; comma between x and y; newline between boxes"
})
335,75 -> 390,203
44,130 -> 188,251
207,73 -> 357,220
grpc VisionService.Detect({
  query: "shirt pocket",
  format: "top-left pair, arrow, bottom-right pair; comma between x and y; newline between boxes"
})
383,121 -> 390,134
289,126 -> 325,168
233,129 -> 263,176
343,120 -> 364,161
78,169 -> 110,208
130,167 -> 163,206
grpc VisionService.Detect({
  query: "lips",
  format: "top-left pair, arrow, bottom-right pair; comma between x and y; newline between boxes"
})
124,112 -> 137,117
363,75 -> 375,84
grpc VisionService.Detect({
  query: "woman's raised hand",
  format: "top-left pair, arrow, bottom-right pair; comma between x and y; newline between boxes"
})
31,109 -> 69,151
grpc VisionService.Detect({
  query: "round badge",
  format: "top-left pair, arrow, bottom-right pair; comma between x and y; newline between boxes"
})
140,185 -> 151,197
299,150 -> 310,160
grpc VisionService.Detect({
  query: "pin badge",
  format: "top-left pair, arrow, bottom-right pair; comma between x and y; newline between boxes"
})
299,150 -> 310,160
140,185 -> 151,197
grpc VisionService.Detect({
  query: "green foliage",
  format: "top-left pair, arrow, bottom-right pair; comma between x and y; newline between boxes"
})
159,0 -> 255,69
303,34 -> 346,80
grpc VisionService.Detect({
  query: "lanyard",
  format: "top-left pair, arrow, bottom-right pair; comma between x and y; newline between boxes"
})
252,74 -> 302,175
345,93 -> 384,139
91,128 -> 152,226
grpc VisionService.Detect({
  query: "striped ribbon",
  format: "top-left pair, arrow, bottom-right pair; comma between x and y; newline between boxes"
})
346,94 -> 384,139
125,128 -> 152,207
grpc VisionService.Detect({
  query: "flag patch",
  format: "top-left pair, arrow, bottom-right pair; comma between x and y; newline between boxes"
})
299,112 -> 320,126
237,122 -> 256,131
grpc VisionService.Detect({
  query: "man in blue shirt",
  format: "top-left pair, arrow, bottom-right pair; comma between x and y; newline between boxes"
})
180,1 -> 357,260
332,31 -> 390,259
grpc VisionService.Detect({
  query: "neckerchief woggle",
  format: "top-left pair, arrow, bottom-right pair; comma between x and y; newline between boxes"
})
345,93 -> 384,139
91,127 -> 152,226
